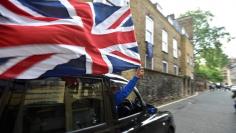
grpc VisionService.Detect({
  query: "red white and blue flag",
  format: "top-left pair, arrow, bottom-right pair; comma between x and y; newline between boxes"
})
0,0 -> 141,79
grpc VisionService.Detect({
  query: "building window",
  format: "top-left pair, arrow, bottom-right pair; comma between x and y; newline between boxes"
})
174,65 -> 179,75
191,72 -> 194,79
162,61 -> 168,73
173,39 -> 178,58
162,30 -> 168,53
187,54 -> 190,64
145,16 -> 154,69
178,49 -> 181,57
190,56 -> 194,66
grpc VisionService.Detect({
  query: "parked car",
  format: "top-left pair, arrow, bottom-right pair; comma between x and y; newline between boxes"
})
209,84 -> 216,90
223,85 -> 231,91
0,74 -> 175,133
215,82 -> 221,89
231,85 -> 236,91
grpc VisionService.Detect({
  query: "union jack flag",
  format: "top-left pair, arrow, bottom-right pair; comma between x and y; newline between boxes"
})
0,0 -> 141,79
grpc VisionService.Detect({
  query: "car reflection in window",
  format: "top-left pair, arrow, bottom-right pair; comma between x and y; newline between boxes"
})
0,77 -> 105,133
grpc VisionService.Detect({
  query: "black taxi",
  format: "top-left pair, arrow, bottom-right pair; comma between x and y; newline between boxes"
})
0,74 -> 175,133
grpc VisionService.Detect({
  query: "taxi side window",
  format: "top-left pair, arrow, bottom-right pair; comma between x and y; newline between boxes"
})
65,77 -> 105,131
0,77 -> 105,133
115,82 -> 143,118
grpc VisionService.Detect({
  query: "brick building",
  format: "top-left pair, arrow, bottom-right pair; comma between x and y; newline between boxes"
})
229,58 -> 236,84
82,0 -> 195,104
222,67 -> 232,85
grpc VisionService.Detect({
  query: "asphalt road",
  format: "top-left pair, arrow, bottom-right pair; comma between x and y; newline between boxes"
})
159,90 -> 236,133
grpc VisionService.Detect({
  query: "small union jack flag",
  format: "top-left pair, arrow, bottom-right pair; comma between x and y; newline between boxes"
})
0,0 -> 141,79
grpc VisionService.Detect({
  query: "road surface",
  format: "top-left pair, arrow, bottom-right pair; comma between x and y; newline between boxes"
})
159,90 -> 236,133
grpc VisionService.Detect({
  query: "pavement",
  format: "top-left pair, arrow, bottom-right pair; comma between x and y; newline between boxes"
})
159,90 -> 236,133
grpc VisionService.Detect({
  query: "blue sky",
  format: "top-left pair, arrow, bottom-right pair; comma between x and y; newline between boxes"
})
151,0 -> 236,58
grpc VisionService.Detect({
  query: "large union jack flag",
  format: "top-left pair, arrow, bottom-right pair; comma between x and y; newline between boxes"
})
0,0 -> 141,79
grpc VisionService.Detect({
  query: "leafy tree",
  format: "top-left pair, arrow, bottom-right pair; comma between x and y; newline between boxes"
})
180,9 -> 232,56
180,9 -> 232,82
196,65 -> 223,82
202,46 -> 229,69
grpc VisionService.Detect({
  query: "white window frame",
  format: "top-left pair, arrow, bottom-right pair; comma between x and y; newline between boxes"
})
187,54 -> 190,64
191,73 -> 194,79
162,30 -> 168,53
145,16 -> 154,44
145,16 -> 154,69
173,39 -> 178,58
174,65 -> 179,75
162,61 -> 168,73
178,49 -> 181,57
190,56 -> 194,66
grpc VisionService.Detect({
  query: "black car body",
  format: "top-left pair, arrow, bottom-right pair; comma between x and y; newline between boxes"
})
0,74 -> 175,133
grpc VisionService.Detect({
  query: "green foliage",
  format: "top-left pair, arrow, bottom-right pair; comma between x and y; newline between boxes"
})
180,9 -> 232,81
202,46 -> 229,68
196,66 -> 223,82
180,9 -> 232,56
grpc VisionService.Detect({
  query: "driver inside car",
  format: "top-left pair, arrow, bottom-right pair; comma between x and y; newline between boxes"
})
111,67 -> 144,115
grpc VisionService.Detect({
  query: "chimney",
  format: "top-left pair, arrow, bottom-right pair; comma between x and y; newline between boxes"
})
167,14 -> 175,20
